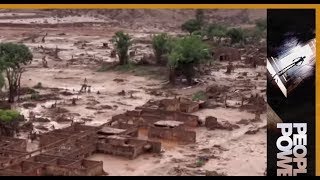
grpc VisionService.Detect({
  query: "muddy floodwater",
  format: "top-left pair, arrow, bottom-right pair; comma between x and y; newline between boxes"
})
0,9 -> 267,176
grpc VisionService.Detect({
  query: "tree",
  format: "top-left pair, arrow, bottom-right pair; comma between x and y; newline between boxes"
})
168,35 -> 211,85
195,9 -> 205,26
226,28 -> 245,44
152,33 -> 172,65
0,72 -> 4,91
206,24 -> 227,42
181,19 -> 202,35
0,109 -> 22,136
111,31 -> 132,65
0,43 -> 33,103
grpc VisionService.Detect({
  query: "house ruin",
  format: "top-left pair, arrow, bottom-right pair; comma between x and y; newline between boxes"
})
212,47 -> 241,62
0,98 -> 202,176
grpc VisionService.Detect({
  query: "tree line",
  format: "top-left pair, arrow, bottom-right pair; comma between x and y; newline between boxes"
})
111,9 -> 266,85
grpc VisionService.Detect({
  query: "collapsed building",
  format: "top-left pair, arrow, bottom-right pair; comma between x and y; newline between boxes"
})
241,46 -> 267,66
212,46 -> 266,67
212,47 -> 241,62
0,98 -> 202,176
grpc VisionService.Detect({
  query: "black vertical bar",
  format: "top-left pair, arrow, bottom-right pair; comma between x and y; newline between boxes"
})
267,9 -> 316,176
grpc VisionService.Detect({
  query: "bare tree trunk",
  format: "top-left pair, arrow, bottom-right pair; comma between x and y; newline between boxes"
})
6,69 -> 14,103
119,54 -> 128,65
183,63 -> 194,85
169,67 -> 176,85
6,68 -> 22,103
17,69 -> 23,102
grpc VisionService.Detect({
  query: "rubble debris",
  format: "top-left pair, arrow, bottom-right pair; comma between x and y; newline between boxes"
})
71,98 -> 77,105
41,32 -> 48,43
206,85 -> 229,99
236,119 -> 250,125
35,125 -> 49,131
113,78 -> 125,83
158,98 -> 200,113
159,98 -> 180,111
137,54 -> 155,65
225,62 -> 234,74
42,56 -> 48,68
81,118 -> 93,122
52,107 -> 70,114
55,114 -> 74,123
86,99 -> 100,106
129,50 -> 135,57
30,93 -> 61,102
22,102 -> 37,109
20,121 -> 34,131
100,105 -> 113,109
245,128 -> 260,135
147,89 -> 165,96
32,117 -> 51,123
60,91 -> 74,96
205,116 -> 239,131
110,50 -> 117,58
118,90 -> 126,96
179,98 -> 200,113
206,170 -> 227,176
102,42 -> 109,48
19,87 -> 37,95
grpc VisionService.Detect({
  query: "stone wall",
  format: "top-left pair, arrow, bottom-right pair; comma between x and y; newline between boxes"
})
148,126 -> 196,143
96,136 -> 161,159
114,108 -> 199,128
45,160 -> 104,176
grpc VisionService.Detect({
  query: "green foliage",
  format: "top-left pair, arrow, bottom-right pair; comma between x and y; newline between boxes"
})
152,33 -> 173,65
181,19 -> 202,34
111,31 -> 132,65
0,42 -> 33,103
33,82 -> 43,89
205,24 -> 228,41
0,72 -> 4,90
191,30 -> 205,37
168,35 -> 210,68
226,28 -> 245,44
196,159 -> 206,167
0,109 -> 20,123
192,90 -> 207,101
255,18 -> 267,32
0,43 -> 33,70
168,35 -> 211,84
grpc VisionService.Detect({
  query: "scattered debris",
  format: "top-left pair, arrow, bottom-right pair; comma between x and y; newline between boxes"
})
33,117 -> 51,123
118,90 -> 126,96
205,116 -> 239,131
22,103 -> 37,109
